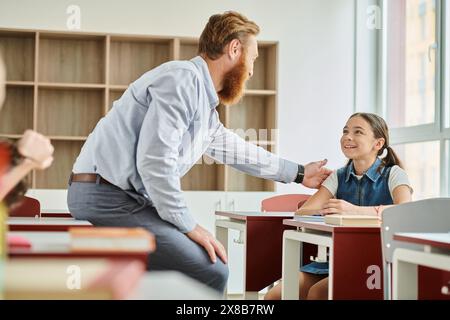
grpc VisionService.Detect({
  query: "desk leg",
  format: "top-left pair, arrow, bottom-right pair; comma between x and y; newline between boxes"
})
328,244 -> 333,300
394,260 -> 417,300
394,248 -> 450,300
244,291 -> 259,300
282,230 -> 301,300
393,250 -> 418,300
216,225 -> 229,299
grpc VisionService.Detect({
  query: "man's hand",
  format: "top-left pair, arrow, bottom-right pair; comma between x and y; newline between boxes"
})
17,130 -> 54,170
302,159 -> 332,189
186,224 -> 228,264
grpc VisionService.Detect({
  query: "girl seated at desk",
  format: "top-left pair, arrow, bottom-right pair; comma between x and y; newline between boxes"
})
265,112 -> 413,300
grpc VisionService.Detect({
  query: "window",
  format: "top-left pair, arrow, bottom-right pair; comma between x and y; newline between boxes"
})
394,141 -> 440,200
385,0 -> 437,128
446,0 -> 450,129
445,140 -> 450,196
381,0 -> 449,197
419,0 -> 427,39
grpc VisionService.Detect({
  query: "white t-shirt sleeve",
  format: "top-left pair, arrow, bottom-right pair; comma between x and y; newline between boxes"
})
388,165 -> 413,196
322,170 -> 338,197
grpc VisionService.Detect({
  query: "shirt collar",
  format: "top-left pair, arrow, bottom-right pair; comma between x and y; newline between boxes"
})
191,56 -> 219,109
345,158 -> 384,183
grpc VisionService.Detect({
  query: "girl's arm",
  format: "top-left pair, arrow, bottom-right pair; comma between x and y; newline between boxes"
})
321,185 -> 412,216
296,186 -> 334,215
0,159 -> 35,201
0,130 -> 54,202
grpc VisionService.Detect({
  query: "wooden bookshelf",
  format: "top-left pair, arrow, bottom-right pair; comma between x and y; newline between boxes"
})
0,29 -> 278,191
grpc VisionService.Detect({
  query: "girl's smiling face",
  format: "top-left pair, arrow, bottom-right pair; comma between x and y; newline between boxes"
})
340,116 -> 385,160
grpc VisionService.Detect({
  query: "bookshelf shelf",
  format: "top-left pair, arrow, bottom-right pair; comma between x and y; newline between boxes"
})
35,140 -> 84,189
38,34 -> 105,84
5,81 -> 34,87
109,38 -> 172,86
37,88 -> 104,137
0,86 -> 34,135
0,31 -> 35,81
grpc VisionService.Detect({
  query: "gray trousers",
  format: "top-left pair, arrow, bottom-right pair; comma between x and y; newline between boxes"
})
67,181 -> 229,293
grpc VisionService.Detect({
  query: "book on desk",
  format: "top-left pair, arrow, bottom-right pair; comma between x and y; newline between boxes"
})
324,214 -> 380,227
295,212 -> 380,226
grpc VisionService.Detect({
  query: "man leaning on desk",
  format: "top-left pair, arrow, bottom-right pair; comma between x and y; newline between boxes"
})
67,11 -> 331,293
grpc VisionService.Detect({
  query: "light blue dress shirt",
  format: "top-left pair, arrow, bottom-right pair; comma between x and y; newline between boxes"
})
73,56 -> 298,233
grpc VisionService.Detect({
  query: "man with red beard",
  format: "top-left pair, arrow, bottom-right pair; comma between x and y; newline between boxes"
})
68,11 -> 331,293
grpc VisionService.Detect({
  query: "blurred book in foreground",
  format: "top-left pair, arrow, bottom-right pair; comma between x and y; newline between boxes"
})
4,258 -> 145,299
69,227 -> 155,252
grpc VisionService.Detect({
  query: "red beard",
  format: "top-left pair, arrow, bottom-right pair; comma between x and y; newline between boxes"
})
218,56 -> 248,106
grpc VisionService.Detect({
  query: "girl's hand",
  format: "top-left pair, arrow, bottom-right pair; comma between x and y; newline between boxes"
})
17,130 -> 54,165
22,156 -> 54,170
320,199 -> 360,215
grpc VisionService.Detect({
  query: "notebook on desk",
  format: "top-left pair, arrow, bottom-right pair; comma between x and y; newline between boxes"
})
294,209 -> 325,222
293,215 -> 325,223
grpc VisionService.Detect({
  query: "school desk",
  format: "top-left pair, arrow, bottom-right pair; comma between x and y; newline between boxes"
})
281,219 -> 384,300
392,232 -> 450,300
40,209 -> 72,218
7,217 -> 92,232
215,210 -> 295,299
8,231 -> 153,267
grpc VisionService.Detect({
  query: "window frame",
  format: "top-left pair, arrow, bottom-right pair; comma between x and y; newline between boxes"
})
378,0 -> 449,197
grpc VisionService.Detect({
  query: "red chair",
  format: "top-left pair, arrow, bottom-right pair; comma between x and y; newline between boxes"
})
9,196 -> 40,217
259,194 -> 313,291
261,194 -> 311,212
261,194 -> 317,289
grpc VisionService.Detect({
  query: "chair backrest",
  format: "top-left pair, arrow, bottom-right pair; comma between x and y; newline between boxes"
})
381,198 -> 450,264
9,196 -> 40,217
381,198 -> 450,299
261,194 -> 311,212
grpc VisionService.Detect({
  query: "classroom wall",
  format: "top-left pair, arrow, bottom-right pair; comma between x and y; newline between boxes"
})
0,0 -> 356,195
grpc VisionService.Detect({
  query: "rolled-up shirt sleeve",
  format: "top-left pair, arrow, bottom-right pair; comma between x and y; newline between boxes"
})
205,121 -> 298,183
136,70 -> 199,233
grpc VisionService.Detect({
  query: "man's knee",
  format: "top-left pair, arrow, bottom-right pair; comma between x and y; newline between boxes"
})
201,259 -> 229,292
210,259 -> 229,284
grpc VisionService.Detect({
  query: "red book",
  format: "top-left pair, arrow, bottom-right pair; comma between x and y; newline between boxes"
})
7,234 -> 32,249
